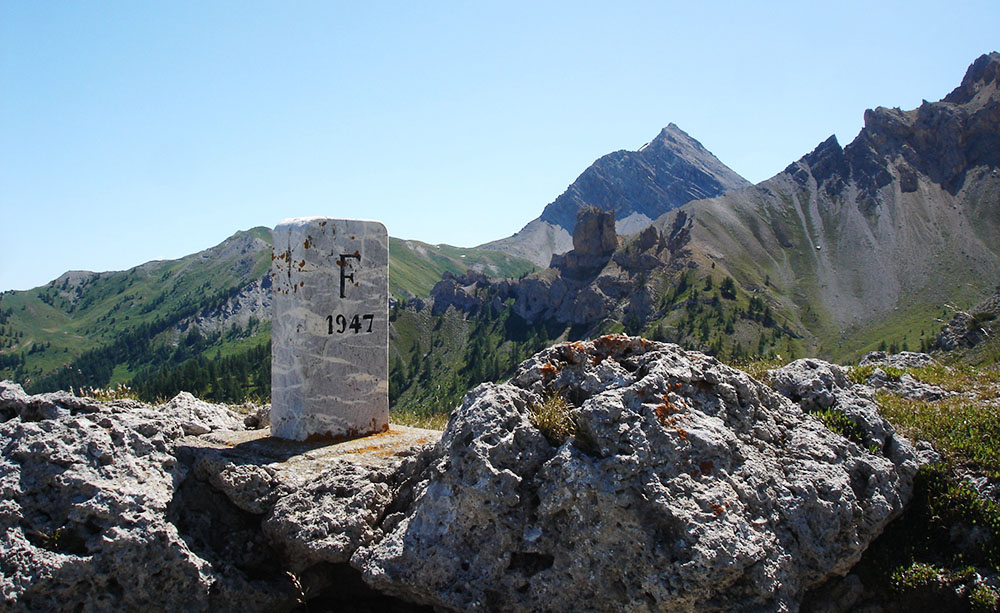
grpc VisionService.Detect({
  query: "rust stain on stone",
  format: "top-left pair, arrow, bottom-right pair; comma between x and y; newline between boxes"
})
302,422 -> 390,445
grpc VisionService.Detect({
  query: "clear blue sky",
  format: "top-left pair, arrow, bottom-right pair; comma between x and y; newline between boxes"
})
2,1 -> 997,292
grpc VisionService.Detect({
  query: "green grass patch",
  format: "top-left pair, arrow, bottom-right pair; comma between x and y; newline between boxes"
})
390,407 -> 449,431
809,408 -> 866,446
724,356 -> 791,384
847,364 -> 904,385
877,390 -> 1000,476
845,359 -> 1000,609
529,394 -> 576,446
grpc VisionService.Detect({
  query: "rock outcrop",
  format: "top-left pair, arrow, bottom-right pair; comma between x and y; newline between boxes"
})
549,206 -> 618,279
357,337 -> 923,611
0,380 -> 438,612
858,351 -> 936,370
650,52 -> 1000,351
935,285 -> 1000,352
1,336 -> 929,611
429,270 -> 494,316
0,382 -> 268,611
854,351 -> 951,401
430,207 -> 674,332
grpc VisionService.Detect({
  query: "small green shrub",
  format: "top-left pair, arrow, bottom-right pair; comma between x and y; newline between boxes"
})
890,562 -> 940,591
726,357 -> 790,385
848,364 -> 904,385
882,365 -> 905,380
907,362 -> 1000,397
877,391 -> 1000,476
848,364 -> 876,385
848,359 -> 1000,610
971,584 -> 1000,611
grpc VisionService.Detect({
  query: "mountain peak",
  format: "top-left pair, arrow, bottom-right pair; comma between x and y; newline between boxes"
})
648,123 -> 702,150
480,125 -> 749,267
660,122 -> 687,137
943,51 -> 1000,105
538,125 -> 749,231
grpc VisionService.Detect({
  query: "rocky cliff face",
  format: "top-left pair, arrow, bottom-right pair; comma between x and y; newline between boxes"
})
174,274 -> 272,336
431,206 -> 681,331
935,284 -> 1000,355
640,52 -> 1000,356
1,336 -> 928,611
481,124 -> 750,267
448,54 -> 1000,362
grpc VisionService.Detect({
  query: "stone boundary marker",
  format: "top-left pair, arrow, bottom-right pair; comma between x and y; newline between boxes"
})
270,217 -> 389,441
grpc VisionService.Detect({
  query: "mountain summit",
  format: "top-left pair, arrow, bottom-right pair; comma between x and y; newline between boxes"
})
482,124 -> 749,266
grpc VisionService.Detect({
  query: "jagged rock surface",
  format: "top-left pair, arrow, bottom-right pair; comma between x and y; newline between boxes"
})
935,285 -> 1000,352
855,352 -> 952,401
0,380 -> 437,612
431,207 -> 674,332
429,271 -> 494,316
0,381 -> 290,611
0,336 -> 940,612
767,359 -> 934,465
549,206 -> 619,278
355,337 -> 923,612
858,351 -> 937,370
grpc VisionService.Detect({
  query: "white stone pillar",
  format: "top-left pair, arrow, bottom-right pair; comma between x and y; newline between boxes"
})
270,217 -> 389,441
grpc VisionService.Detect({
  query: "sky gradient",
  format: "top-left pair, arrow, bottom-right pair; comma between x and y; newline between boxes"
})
2,1 -> 998,291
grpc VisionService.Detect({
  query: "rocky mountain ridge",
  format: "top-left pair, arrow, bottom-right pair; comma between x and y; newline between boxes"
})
653,51 -> 1000,358
2,52 -> 998,408
0,230 -> 534,395
481,123 -> 750,267
437,52 -> 1000,362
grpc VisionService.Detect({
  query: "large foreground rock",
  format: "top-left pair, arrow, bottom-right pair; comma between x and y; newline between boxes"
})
355,337 -> 923,611
0,383 -> 267,611
2,336 -> 926,611
0,380 -> 438,612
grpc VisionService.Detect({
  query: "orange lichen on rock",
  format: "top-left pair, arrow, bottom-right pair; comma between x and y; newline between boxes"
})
655,394 -> 680,424
540,362 -> 560,378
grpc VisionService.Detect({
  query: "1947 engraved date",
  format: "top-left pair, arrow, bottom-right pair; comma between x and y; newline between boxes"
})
327,313 -> 374,334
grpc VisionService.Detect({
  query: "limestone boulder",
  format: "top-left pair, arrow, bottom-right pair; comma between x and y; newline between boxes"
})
355,336 -> 923,611
158,391 -> 246,435
0,381 -> 439,611
867,370 -> 951,402
858,350 -> 936,369
0,386 -> 290,611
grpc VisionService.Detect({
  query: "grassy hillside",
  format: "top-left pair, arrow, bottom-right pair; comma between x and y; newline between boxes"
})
0,227 -> 273,388
657,166 -> 1000,363
388,237 -> 535,300
0,226 -> 534,405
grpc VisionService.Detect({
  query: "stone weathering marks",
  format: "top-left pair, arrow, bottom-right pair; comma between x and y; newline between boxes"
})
270,218 -> 389,441
0,340 -> 938,610
357,336 -> 925,611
